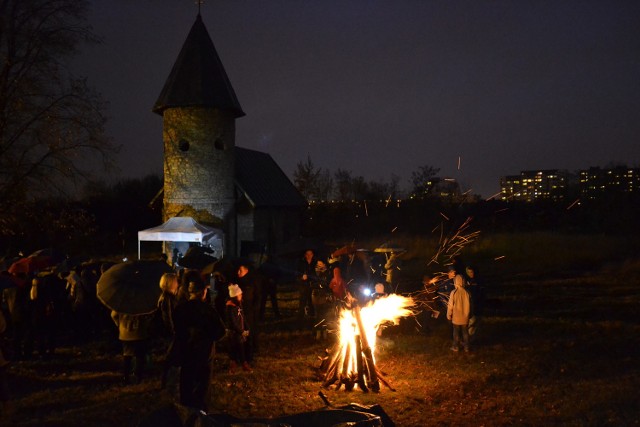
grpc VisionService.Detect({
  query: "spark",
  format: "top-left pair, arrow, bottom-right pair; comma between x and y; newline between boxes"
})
439,212 -> 449,220
458,156 -> 461,170
486,192 -> 502,201
566,199 -> 580,210
494,255 -> 505,261
391,226 -> 397,233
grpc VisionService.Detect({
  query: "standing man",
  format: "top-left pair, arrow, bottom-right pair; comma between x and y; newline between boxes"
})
235,263 -> 260,363
258,258 -> 281,321
173,280 -> 225,411
297,249 -> 319,318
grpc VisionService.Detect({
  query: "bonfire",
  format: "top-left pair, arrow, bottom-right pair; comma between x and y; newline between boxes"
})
320,293 -> 415,392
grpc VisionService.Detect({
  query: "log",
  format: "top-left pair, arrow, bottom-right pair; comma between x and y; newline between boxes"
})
353,305 -> 379,392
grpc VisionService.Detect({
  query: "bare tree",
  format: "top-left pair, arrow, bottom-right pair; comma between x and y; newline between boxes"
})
315,168 -> 333,201
293,155 -> 321,200
0,0 -> 119,219
334,168 -> 353,201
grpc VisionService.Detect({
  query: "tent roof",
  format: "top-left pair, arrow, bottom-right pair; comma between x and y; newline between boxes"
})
138,217 -> 223,243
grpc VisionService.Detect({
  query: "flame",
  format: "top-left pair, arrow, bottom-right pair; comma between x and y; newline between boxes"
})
336,294 -> 414,375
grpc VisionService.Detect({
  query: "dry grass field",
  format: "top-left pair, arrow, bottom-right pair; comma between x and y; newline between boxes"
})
2,233 -> 640,427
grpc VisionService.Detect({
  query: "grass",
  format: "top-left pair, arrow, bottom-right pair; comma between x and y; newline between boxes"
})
2,233 -> 640,426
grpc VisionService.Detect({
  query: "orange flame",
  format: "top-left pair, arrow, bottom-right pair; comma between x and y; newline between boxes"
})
337,294 -> 414,375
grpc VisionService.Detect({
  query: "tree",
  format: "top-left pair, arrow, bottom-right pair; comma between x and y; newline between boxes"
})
410,165 -> 441,198
334,168 -> 353,201
0,0 -> 119,223
293,156 -> 321,201
315,169 -> 333,201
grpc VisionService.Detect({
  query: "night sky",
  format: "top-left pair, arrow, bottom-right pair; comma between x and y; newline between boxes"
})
75,0 -> 640,198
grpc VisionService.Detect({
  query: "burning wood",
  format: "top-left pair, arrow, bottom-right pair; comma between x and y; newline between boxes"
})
320,294 -> 414,392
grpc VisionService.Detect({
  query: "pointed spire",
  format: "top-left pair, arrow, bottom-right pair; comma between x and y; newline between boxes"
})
153,14 -> 244,117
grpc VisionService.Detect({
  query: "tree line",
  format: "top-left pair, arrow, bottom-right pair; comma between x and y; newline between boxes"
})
293,156 -> 444,201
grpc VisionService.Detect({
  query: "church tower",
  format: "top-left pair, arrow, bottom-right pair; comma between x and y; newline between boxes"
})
153,14 -> 244,255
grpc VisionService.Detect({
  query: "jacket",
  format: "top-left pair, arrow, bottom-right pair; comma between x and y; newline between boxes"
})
447,277 -> 472,326
111,311 -> 155,341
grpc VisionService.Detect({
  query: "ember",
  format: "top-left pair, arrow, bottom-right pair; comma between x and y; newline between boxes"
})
321,294 -> 414,392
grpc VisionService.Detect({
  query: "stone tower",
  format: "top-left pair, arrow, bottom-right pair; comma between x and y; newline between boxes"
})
153,14 -> 244,255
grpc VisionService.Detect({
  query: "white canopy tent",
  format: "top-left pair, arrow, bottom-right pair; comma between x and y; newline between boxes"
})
137,217 -> 224,259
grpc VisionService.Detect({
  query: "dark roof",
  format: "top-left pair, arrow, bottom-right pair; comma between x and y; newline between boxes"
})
153,14 -> 244,117
235,147 -> 307,208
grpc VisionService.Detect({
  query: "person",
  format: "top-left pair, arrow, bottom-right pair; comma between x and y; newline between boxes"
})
225,284 -> 252,373
177,269 -> 201,305
438,266 -> 458,313
384,252 -> 400,290
310,260 -> 331,340
328,265 -> 347,300
0,306 -> 11,416
372,283 -> 387,299
235,263 -> 260,362
9,272 -> 32,359
465,266 -> 484,339
157,273 -> 179,390
172,280 -> 225,411
296,249 -> 319,318
111,309 -> 155,384
30,275 -> 57,358
66,267 -> 91,341
258,259 -> 281,320
446,273 -> 473,352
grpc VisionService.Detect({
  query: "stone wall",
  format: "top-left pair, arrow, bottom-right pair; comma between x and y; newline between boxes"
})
162,106 -> 235,225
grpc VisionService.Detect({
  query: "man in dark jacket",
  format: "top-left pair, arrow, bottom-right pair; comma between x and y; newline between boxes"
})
296,249 -> 319,318
173,280 -> 225,411
235,263 -> 261,363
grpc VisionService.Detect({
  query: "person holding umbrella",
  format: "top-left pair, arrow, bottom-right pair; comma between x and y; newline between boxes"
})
97,261 -> 173,384
111,309 -> 155,384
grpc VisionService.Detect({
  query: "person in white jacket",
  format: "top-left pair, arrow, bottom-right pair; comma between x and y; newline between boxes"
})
446,269 -> 473,352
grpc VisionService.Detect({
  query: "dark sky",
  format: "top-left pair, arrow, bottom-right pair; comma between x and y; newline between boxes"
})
76,0 -> 640,198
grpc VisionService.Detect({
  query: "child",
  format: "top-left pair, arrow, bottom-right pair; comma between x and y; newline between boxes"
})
226,284 -> 252,372
446,272 -> 472,352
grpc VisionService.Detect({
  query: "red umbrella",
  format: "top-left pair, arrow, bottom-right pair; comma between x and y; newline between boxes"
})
8,255 -> 55,275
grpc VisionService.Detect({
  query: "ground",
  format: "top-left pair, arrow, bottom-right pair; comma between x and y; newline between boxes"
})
2,258 -> 640,427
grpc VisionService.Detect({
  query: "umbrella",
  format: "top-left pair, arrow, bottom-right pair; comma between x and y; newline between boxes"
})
96,260 -> 173,315
179,246 -> 217,269
8,255 -> 56,275
331,244 -> 359,257
373,246 -> 406,254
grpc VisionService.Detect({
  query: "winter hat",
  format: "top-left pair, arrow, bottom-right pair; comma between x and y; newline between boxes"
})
228,284 -> 243,298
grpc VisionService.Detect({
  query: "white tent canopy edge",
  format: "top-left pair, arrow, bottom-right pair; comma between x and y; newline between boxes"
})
137,216 -> 224,259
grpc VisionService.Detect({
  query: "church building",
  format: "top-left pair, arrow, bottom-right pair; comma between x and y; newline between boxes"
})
152,13 -> 306,259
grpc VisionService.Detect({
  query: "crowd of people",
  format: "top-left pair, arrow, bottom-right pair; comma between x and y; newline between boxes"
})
0,247 -> 485,415
420,259 -> 485,353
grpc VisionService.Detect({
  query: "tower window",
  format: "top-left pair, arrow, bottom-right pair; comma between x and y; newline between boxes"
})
178,139 -> 190,152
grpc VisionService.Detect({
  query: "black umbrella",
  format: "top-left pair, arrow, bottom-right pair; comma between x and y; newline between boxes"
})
178,246 -> 217,269
97,260 -> 172,315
